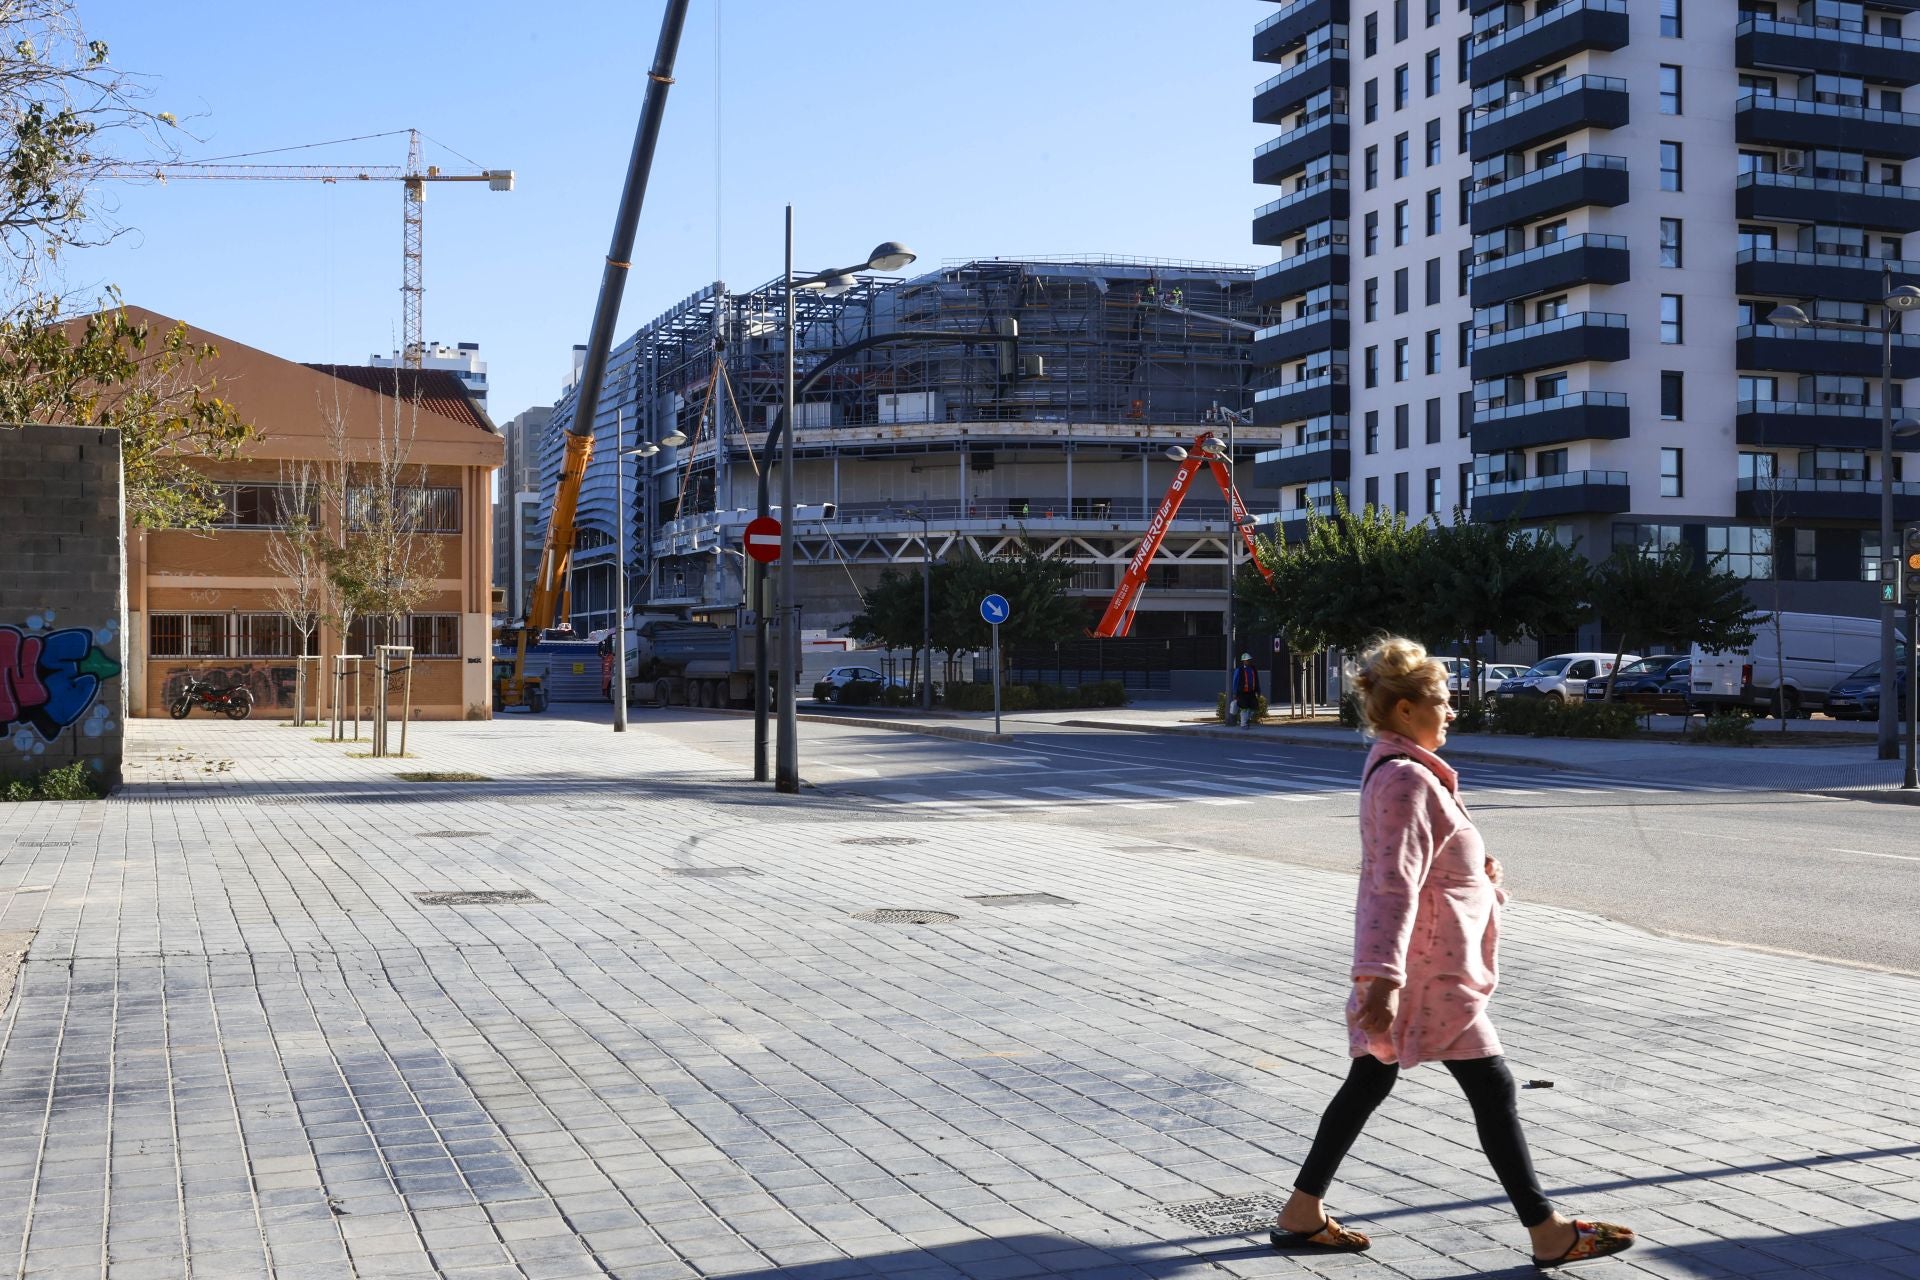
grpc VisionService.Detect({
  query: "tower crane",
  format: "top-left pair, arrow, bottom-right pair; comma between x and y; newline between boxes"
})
109,129 -> 513,366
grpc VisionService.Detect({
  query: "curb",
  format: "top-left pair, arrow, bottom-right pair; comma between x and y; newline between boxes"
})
1058,718 -> 1571,771
676,705 -> 1011,745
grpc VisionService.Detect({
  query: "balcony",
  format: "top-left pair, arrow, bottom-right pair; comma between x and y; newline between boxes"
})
1737,399 -> 1920,452
1736,248 -> 1920,303
1470,153 -> 1628,234
1268,483 -> 1348,538
1469,75 -> 1629,163
1254,370 -> 1349,424
1470,0 -> 1628,88
1469,233 -> 1630,309
1254,44 -> 1349,124
1470,392 -> 1630,453
1253,242 -> 1349,305
1255,0 -> 1348,62
1472,470 -> 1630,522
1735,323 -> 1920,379
1735,172 -> 1920,233
1736,19 -> 1920,89
1470,311 -> 1628,381
1255,113 -> 1350,185
1253,423 -> 1351,487
1253,178 -> 1351,244
1735,476 -> 1920,522
1252,309 -> 1349,366
1735,94 -> 1920,159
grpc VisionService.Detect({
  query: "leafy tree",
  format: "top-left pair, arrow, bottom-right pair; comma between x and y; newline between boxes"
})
1589,545 -> 1761,702
1289,492 -> 1432,653
847,563 -> 941,687
946,543 -> 1083,665
1237,532 -> 1330,713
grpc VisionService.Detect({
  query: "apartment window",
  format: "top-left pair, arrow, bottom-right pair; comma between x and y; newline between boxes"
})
1660,448 -> 1684,498
1659,0 -> 1681,37
1536,218 -> 1566,246
1457,247 -> 1470,297
1365,345 -> 1379,388
1458,175 -> 1471,226
1365,78 -> 1379,123
1660,141 -> 1682,191
1739,375 -> 1778,402
1424,256 -> 1440,304
1703,526 -> 1772,581
1424,118 -> 1441,167
1364,145 -> 1379,190
1459,461 -> 1473,508
1457,33 -> 1470,82
1738,224 -> 1776,252
1364,276 -> 1379,322
1394,338 -> 1410,382
1365,11 -> 1378,57
1660,294 -> 1683,344
1426,467 -> 1442,514
1661,371 -> 1684,420
1394,471 -> 1410,513
1458,389 -> 1473,437
1394,267 -> 1409,313
1457,319 -> 1472,366
1535,372 -> 1567,399
1740,74 -> 1777,99
1658,218 -> 1682,268
1365,475 -> 1381,509
1364,210 -> 1380,255
1536,295 -> 1569,323
1394,0 -> 1408,42
1425,0 -> 1439,27
1536,449 -> 1568,478
1394,132 -> 1410,177
1424,50 -> 1440,97
1457,105 -> 1472,154
1394,403 -> 1410,448
1739,452 -> 1777,483
1425,396 -> 1441,442
1394,64 -> 1409,110
1425,329 -> 1441,375
1658,65 -> 1682,115
1394,201 -> 1409,246
1365,410 -> 1380,454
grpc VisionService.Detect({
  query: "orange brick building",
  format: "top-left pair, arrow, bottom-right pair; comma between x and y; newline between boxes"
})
123,309 -> 504,720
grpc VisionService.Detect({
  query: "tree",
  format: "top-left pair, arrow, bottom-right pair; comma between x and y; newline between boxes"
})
946,543 -> 1083,665
1237,532 -> 1329,714
1589,545 -> 1761,703
1289,492 -> 1433,654
263,462 -> 327,723
326,383 -> 437,649
846,563 -> 941,687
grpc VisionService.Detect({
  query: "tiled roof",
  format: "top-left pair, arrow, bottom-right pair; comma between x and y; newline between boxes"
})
302,364 -> 495,433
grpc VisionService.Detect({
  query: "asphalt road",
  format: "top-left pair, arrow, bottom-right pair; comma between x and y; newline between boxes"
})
617,706 -> 1920,975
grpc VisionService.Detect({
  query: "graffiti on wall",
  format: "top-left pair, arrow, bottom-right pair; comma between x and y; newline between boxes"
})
2,612 -> 122,757
161,665 -> 298,710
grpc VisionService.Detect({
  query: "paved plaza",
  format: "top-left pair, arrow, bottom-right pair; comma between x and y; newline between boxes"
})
0,714 -> 1915,1278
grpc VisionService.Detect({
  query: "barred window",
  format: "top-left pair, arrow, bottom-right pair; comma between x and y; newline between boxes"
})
149,613 -> 185,658
347,615 -> 398,658
186,613 -> 227,657
212,485 -> 316,529
239,613 -> 294,658
346,486 -> 461,533
409,614 -> 460,658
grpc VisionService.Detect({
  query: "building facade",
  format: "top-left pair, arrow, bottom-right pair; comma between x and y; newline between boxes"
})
371,341 -> 489,408
531,259 -> 1273,642
493,405 -> 551,621
1251,0 -> 1920,618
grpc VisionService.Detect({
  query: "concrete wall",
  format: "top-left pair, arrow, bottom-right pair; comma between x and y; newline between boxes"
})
0,425 -> 127,790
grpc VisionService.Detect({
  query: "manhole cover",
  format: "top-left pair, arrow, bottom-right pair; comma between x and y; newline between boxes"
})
1160,1193 -> 1286,1236
839,836 -> 926,847
666,867 -> 760,878
418,831 -> 491,839
414,890 -> 541,906
850,908 -> 958,925
967,893 -> 1077,907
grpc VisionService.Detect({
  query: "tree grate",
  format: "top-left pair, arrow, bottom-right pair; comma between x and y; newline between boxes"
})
665,867 -> 760,878
967,893 -> 1077,907
839,835 -> 926,846
417,831 -> 492,839
1159,1193 -> 1286,1236
851,908 -> 958,925
415,890 -> 541,906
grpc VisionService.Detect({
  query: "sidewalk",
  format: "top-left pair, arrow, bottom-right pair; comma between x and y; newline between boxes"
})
0,716 -> 1915,1277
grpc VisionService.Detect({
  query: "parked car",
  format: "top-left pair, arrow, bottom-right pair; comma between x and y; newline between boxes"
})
812,666 -> 908,703
1583,655 -> 1692,714
1823,654 -> 1910,721
1691,612 -> 1901,718
1495,652 -> 1637,705
1438,658 -> 1527,698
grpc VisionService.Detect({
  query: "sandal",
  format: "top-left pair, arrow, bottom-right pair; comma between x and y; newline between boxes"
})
1270,1216 -> 1371,1253
1533,1219 -> 1634,1269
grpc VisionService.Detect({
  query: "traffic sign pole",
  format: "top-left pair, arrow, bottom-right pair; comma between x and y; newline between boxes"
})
1909,593 -> 1919,790
979,594 -> 1011,735
992,622 -> 1001,735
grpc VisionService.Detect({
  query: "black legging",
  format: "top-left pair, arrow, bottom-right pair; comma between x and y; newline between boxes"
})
1294,1054 -> 1553,1227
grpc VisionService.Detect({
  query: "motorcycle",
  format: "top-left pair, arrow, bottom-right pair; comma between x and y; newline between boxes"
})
169,678 -> 254,720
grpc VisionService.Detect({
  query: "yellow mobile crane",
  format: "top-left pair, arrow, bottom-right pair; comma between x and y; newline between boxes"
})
493,0 -> 692,712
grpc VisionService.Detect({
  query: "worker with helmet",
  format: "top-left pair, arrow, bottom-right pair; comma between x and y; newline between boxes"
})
1233,653 -> 1262,727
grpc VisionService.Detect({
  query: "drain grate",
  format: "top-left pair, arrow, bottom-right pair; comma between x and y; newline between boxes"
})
1160,1193 -> 1286,1237
665,867 -> 760,878
12,841 -> 75,848
839,835 -> 926,847
967,893 -> 1077,908
418,830 -> 492,839
851,908 -> 958,925
415,890 -> 541,906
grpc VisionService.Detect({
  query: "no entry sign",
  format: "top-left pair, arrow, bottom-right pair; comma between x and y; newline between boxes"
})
744,515 -> 783,564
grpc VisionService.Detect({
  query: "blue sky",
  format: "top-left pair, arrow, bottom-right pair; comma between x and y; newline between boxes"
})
80,2 -> 1265,421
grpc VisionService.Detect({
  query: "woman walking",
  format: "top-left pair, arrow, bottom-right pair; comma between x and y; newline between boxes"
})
1271,637 -> 1633,1269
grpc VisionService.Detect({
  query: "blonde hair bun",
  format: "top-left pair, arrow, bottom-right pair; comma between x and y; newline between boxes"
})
1349,635 -> 1446,736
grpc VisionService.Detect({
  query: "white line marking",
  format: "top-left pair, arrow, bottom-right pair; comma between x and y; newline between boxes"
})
1832,847 -> 1920,862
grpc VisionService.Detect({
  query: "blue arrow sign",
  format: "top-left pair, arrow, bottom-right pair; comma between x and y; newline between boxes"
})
980,593 -> 1011,625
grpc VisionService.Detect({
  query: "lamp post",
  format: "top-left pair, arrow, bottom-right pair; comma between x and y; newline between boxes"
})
1167,431 -> 1249,718
1768,282 -> 1920,758
612,419 -> 686,733
772,208 -> 916,793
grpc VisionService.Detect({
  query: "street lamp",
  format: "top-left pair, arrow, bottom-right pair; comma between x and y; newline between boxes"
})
1767,281 -> 1920,758
611,418 -> 687,733
775,209 -> 917,792
1168,431 -> 1248,719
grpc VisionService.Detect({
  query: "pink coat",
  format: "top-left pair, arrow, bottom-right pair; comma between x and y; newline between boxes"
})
1347,731 -> 1508,1069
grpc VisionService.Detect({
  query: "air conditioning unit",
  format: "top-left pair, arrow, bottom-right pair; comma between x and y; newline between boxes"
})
1780,149 -> 1807,173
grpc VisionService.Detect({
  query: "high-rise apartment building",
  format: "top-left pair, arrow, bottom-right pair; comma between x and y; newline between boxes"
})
1251,0 -> 1920,616
371,341 -> 489,408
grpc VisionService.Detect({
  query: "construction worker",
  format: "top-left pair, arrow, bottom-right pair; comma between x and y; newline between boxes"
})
1145,281 -> 1159,305
1170,286 -> 1184,309
1233,653 -> 1262,727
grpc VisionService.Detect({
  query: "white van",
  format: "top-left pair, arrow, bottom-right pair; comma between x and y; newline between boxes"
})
1690,612 -> 1899,718
1493,652 -> 1636,705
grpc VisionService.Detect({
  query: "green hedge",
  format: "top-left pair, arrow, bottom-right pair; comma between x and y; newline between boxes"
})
1695,710 -> 1758,745
1215,692 -> 1269,723
943,680 -> 1126,712
1486,697 -> 1640,739
3,762 -> 103,802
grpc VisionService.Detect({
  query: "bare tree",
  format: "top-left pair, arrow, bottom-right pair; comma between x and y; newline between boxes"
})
262,460 -> 327,723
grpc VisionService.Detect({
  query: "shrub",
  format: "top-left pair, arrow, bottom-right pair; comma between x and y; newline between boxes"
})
1451,704 -> 1488,734
1,762 -> 104,802
1338,693 -> 1363,730
1562,701 -> 1640,739
1077,681 -> 1127,708
1216,692 -> 1269,723
1486,697 -> 1639,739
940,680 -> 1123,712
1695,710 -> 1758,746
837,679 -> 881,706
942,682 -> 992,711
877,684 -> 917,707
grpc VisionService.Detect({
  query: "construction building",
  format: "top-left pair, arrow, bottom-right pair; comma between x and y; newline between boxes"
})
532,258 -> 1275,642
492,405 -> 550,622
1251,0 -> 1920,617
372,341 -> 489,408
